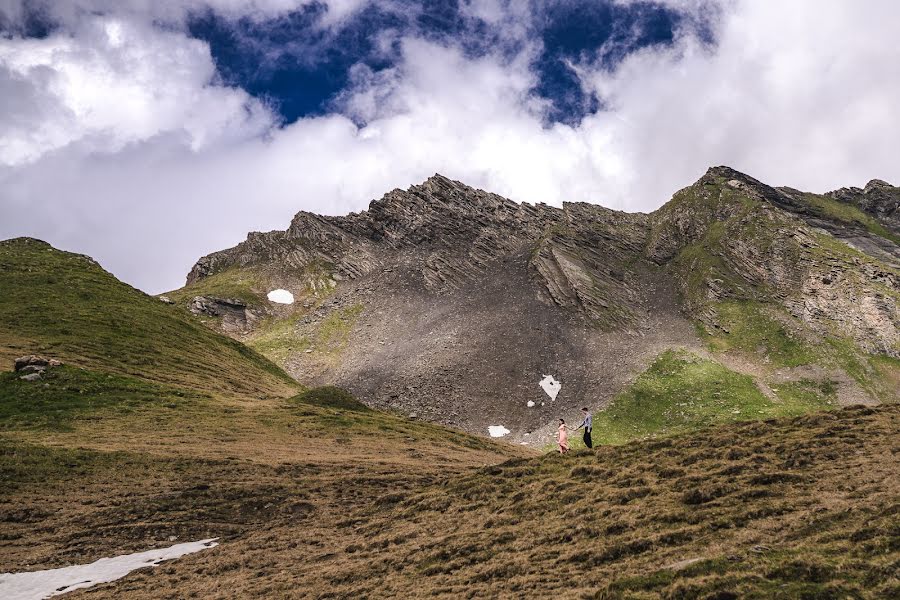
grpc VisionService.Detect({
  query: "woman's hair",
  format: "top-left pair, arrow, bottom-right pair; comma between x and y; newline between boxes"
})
559,418 -> 565,424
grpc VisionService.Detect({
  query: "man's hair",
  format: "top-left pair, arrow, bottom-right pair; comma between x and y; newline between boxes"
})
581,407 -> 589,411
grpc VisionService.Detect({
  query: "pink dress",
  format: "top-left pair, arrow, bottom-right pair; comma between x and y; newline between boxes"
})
557,425 -> 569,453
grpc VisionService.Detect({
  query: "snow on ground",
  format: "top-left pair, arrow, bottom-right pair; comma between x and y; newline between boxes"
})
488,425 -> 510,437
267,289 -> 294,304
0,539 -> 219,600
539,375 -> 561,401
527,400 -> 535,407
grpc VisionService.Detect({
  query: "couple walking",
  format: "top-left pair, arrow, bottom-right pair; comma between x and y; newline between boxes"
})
557,407 -> 592,453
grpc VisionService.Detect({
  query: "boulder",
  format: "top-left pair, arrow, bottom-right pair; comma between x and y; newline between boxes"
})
14,355 -> 48,371
14,355 -> 63,371
19,373 -> 42,382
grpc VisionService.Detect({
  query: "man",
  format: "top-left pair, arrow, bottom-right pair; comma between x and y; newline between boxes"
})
574,407 -> 593,449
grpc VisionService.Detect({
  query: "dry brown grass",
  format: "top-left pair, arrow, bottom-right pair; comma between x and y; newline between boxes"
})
4,403 -> 896,599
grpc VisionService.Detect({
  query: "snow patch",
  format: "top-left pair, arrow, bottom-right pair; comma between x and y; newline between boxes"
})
267,289 -> 294,304
488,425 -> 510,438
539,375 -> 561,401
0,538 -> 219,600
526,400 -> 535,408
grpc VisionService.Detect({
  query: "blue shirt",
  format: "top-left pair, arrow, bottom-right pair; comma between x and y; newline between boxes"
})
579,414 -> 592,432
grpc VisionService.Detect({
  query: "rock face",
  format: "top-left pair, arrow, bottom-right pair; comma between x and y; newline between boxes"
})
189,296 -> 259,334
651,167 -> 900,356
179,168 -> 900,439
827,178 -> 900,234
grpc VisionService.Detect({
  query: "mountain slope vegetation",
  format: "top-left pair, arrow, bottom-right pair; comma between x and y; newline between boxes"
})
0,237 -> 296,398
46,403 -> 899,599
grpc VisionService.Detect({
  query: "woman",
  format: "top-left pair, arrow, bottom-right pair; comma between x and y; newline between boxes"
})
556,418 -> 570,454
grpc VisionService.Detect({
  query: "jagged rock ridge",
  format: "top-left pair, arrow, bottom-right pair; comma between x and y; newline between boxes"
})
177,167 -> 900,440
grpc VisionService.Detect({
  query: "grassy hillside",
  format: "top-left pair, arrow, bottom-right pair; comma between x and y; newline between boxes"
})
41,403 -> 897,599
0,238 -> 296,398
571,350 -> 836,448
0,382 -> 526,577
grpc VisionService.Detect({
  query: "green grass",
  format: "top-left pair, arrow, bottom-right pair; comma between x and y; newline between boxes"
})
801,192 -> 900,245
572,350 -> 836,447
824,337 -> 900,403
247,303 -> 363,365
248,311 -> 311,363
0,440 -> 150,495
0,238 -> 297,398
294,386 -> 370,412
0,366 -> 204,431
701,301 -> 816,367
285,387 -> 507,453
164,268 -> 264,306
772,380 -> 837,415
318,303 -> 364,350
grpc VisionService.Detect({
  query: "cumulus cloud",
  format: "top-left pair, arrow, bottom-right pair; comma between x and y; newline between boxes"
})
0,16 -> 273,165
1,0 -> 899,294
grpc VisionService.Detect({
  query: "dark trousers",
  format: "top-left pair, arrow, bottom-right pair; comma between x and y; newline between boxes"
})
583,429 -> 593,449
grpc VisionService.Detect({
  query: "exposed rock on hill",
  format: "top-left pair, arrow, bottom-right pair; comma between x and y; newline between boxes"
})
176,168 -> 900,440
189,295 -> 260,333
827,178 -> 900,233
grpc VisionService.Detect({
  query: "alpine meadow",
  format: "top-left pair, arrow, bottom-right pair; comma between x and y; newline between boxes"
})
1,1 -> 899,599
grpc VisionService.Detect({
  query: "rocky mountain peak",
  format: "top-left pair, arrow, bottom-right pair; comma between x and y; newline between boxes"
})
865,178 -> 894,191
825,177 -> 900,234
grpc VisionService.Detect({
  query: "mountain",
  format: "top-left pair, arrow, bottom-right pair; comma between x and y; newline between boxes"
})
172,167 -> 900,442
1,187 -> 897,599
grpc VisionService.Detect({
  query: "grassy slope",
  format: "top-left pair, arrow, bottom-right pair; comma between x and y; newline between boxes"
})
164,267 -> 265,306
571,350 -> 836,448
797,191 -> 900,245
0,238 -> 296,398
67,403 -> 899,599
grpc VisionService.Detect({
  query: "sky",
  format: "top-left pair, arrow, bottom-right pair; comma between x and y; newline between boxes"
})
1,0 -> 899,293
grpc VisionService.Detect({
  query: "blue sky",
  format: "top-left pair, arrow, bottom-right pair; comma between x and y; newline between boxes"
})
1,1 -> 899,293
186,1 -> 692,126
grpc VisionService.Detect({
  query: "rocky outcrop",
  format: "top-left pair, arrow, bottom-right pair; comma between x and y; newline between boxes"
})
186,174 -> 652,323
189,296 -> 260,334
827,178 -> 900,234
652,167 -> 900,356
14,355 -> 63,380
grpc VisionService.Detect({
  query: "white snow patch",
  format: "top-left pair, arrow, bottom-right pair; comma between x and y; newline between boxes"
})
267,289 -> 294,304
488,425 -> 510,438
0,538 -> 219,600
526,400 -> 535,408
539,375 -> 562,401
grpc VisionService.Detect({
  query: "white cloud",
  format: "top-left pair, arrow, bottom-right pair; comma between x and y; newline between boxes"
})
0,0 -> 371,27
1,0 -> 900,294
0,16 -> 273,165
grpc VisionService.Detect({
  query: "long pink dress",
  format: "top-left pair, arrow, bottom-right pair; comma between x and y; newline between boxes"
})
557,425 -> 569,453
